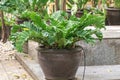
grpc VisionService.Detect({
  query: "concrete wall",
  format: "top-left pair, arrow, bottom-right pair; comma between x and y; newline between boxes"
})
27,26 -> 120,66
78,39 -> 120,66
28,40 -> 39,63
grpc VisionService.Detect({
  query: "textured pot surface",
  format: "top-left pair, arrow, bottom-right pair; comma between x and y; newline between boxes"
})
106,8 -> 120,25
38,47 -> 83,80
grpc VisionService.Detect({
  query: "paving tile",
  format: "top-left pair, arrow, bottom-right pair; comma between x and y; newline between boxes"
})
0,62 -> 9,80
0,60 -> 33,80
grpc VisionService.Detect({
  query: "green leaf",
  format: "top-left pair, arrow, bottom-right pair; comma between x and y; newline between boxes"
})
95,30 -> 103,41
51,10 -> 68,21
15,31 -> 30,52
10,10 -> 105,49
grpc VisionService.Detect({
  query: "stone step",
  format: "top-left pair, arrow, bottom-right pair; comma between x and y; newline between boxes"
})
15,53 -> 120,80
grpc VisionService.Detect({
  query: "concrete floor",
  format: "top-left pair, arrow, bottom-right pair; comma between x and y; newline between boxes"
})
0,41 -> 33,80
16,53 -> 120,80
77,65 -> 120,80
0,59 -> 33,80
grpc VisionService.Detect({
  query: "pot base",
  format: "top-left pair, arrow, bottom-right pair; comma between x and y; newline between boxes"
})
46,77 -> 77,80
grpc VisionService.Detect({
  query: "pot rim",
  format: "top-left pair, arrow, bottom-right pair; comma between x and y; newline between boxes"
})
66,9 -> 84,13
106,7 -> 120,11
37,46 -> 83,53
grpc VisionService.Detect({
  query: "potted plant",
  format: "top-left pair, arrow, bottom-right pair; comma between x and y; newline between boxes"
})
0,0 -> 53,52
14,0 -> 52,24
67,0 -> 105,17
67,0 -> 89,17
10,10 -> 105,79
0,0 -> 53,24
106,0 -> 120,25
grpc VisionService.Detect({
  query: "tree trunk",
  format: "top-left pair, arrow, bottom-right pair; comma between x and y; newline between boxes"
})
61,0 -> 66,11
1,11 -> 8,43
55,0 -> 59,11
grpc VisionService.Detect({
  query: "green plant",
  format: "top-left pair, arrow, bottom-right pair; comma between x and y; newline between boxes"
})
67,0 -> 89,10
10,10 -> 105,52
0,0 -> 24,14
0,0 -> 54,17
91,0 -> 99,7
106,0 -> 120,8
114,0 -> 120,8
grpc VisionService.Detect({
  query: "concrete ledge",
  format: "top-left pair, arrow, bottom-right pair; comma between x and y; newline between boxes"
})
87,26 -> 120,38
15,53 -> 120,80
102,26 -> 120,38
28,40 -> 39,63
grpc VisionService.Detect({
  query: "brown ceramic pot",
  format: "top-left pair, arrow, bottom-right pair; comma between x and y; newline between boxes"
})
38,47 -> 83,80
106,7 -> 120,25
67,9 -> 84,18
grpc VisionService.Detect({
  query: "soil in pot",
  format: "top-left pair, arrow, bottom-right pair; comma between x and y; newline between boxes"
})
38,47 -> 83,80
106,7 -> 120,25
